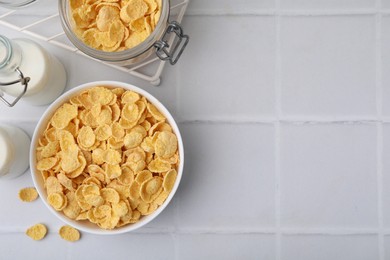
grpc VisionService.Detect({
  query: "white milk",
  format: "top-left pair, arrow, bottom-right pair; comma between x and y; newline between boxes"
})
0,38 -> 67,106
0,125 -> 30,180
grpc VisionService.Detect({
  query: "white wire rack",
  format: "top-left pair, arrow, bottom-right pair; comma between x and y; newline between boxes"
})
0,0 -> 189,85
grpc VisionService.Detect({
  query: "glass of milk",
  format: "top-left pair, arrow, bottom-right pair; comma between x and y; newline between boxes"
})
0,125 -> 30,180
0,35 -> 67,107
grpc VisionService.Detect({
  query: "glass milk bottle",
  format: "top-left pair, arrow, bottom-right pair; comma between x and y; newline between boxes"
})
0,125 -> 30,180
0,35 -> 67,107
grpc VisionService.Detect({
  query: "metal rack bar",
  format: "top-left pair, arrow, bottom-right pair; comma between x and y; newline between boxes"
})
0,0 -> 189,86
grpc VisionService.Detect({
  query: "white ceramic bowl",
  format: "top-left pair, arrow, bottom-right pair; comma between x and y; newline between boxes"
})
30,81 -> 184,235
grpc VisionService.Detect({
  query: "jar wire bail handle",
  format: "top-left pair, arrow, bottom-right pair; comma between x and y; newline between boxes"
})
0,68 -> 30,107
154,21 -> 189,65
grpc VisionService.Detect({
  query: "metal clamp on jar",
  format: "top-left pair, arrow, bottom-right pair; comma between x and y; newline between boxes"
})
0,35 -> 67,107
59,0 -> 189,79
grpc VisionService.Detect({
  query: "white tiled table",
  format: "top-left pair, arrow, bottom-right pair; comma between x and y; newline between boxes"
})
1,0 -> 390,259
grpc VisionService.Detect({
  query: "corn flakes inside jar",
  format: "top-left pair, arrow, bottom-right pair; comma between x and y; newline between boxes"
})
59,0 -> 189,66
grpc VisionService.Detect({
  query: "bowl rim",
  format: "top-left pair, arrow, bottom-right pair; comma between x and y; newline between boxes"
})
30,80 -> 184,235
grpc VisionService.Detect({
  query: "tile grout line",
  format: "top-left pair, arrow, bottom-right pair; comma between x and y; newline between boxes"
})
186,9 -> 390,17
275,0 -> 282,258
376,1 -> 385,258
378,122 -> 385,260
174,56 -> 181,240
6,117 -> 390,125
275,121 -> 281,260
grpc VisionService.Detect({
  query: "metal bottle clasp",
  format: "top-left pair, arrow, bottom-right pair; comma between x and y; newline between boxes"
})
154,21 -> 189,65
0,68 -> 30,107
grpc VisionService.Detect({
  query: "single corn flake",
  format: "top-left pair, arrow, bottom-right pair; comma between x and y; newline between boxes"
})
48,192 -> 67,211
51,103 -> 78,129
163,169 -> 177,192
18,187 -> 39,202
148,157 -> 171,173
26,223 -> 47,241
155,131 -> 178,159
59,225 -> 81,242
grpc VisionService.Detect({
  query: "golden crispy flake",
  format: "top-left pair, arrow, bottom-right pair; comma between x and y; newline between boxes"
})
140,136 -> 155,153
18,187 -> 39,202
118,166 -> 134,185
44,127 -> 57,143
135,170 -> 152,184
163,169 -> 177,192
89,86 -> 116,105
67,155 -> 87,178
26,223 -> 47,241
57,173 -> 75,191
104,163 -> 122,179
92,148 -> 105,165
148,157 -> 171,173
112,122 -> 125,140
41,141 -> 60,158
59,225 -> 81,242
129,181 -> 140,200
103,149 -> 122,165
120,0 -> 148,23
121,91 -> 140,104
140,177 -> 162,203
155,131 -> 178,159
111,103 -> 121,122
51,103 -> 78,129
107,180 -> 131,200
83,176 -> 102,188
88,164 -> 106,182
58,130 -> 76,152
82,28 -> 101,49
93,204 -> 111,219
63,192 -> 82,219
137,201 -> 150,215
112,200 -> 128,217
124,131 -> 143,149
124,29 -> 148,49
37,157 -> 58,171
121,103 -> 139,122
78,126 -> 96,149
95,124 -> 112,141
101,187 -> 120,204
45,176 -> 63,195
48,192 -> 68,211
96,5 -> 120,32
147,102 -> 165,121
154,190 -> 169,206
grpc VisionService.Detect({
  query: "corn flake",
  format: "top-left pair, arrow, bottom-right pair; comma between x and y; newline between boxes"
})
26,223 -> 47,241
48,192 -> 68,211
51,103 -> 78,129
18,187 -> 39,202
59,225 -> 81,242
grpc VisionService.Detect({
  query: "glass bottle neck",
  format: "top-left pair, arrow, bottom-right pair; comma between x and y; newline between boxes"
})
0,35 -> 22,76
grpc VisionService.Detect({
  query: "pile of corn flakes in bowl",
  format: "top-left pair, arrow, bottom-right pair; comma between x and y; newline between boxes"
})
59,0 -> 168,64
30,81 -> 184,234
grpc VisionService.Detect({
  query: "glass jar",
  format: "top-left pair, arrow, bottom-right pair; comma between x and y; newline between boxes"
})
0,0 -> 37,8
0,35 -> 67,107
0,125 -> 30,180
58,0 -> 189,66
